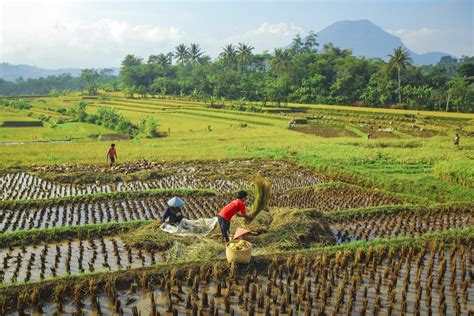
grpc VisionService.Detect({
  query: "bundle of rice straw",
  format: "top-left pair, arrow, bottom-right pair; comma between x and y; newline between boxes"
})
248,173 -> 271,222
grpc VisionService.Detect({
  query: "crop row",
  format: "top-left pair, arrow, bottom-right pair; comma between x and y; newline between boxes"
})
270,184 -> 403,211
1,171 -> 322,200
330,205 -> 474,243
5,238 -> 473,315
0,237 -> 158,285
0,195 -> 228,232
0,185 -> 408,233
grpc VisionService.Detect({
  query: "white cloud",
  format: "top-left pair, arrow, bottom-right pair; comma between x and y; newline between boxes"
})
224,22 -> 304,53
386,27 -> 473,57
1,2 -> 184,68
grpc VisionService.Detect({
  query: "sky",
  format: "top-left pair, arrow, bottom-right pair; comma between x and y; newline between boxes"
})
0,0 -> 472,69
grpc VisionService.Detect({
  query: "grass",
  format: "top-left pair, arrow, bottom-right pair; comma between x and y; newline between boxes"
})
0,221 -> 149,247
433,158 -> 474,188
324,202 -> 473,220
1,92 -> 473,204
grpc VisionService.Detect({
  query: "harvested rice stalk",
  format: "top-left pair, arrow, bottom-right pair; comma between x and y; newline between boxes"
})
247,173 -> 272,222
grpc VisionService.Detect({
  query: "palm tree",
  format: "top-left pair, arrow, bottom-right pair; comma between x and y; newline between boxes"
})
388,46 -> 412,104
148,53 -> 173,67
121,54 -> 143,67
219,44 -> 237,67
189,43 -> 203,64
271,48 -> 292,75
174,44 -> 190,65
237,43 -> 254,71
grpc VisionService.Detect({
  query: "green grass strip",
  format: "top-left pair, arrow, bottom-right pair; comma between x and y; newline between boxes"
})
0,220 -> 151,247
344,126 -> 368,138
0,188 -> 216,208
264,225 -> 474,257
324,202 -> 474,220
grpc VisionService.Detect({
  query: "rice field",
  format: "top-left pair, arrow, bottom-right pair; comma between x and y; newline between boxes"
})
0,93 -> 472,314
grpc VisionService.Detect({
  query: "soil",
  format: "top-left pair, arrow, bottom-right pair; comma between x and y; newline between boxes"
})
292,124 -> 357,138
358,127 -> 399,139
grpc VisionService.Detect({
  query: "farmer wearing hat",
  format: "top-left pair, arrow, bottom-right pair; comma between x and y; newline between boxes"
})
218,190 -> 252,242
162,197 -> 185,225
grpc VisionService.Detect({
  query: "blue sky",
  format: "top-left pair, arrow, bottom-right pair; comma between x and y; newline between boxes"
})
1,0 -> 472,68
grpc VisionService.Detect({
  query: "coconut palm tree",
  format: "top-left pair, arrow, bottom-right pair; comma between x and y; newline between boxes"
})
237,43 -> 254,71
148,53 -> 173,67
271,48 -> 292,75
189,43 -> 203,64
174,44 -> 190,65
219,44 -> 237,67
388,46 -> 412,104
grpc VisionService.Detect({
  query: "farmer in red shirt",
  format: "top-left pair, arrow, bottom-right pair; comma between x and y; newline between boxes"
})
218,190 -> 251,242
107,143 -> 117,166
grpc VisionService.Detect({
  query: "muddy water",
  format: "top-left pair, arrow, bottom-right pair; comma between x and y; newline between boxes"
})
0,195 -> 229,232
331,209 -> 474,243
16,246 -> 474,315
0,237 -> 159,284
1,170 -> 322,201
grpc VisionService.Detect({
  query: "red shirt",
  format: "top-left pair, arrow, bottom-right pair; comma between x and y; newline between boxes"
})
219,199 -> 246,221
107,147 -> 117,158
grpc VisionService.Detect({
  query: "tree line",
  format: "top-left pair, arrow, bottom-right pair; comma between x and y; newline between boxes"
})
118,34 -> 473,112
1,33 -> 473,112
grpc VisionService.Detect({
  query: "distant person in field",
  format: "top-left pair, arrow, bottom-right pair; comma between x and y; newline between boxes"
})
107,143 -> 117,166
161,197 -> 185,225
454,133 -> 460,147
217,190 -> 252,242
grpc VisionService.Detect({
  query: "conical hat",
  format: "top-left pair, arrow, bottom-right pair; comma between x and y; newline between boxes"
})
167,197 -> 185,207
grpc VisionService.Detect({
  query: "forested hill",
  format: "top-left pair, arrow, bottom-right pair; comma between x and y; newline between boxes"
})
0,63 -> 119,82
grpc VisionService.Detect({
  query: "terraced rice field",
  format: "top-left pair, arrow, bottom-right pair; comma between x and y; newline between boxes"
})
330,205 -> 474,242
11,238 -> 474,315
0,81 -> 473,316
0,237 -> 158,284
0,195 -> 226,232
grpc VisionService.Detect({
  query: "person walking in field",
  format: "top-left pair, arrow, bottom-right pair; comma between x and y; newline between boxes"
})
217,190 -> 252,242
107,143 -> 117,166
454,133 -> 460,147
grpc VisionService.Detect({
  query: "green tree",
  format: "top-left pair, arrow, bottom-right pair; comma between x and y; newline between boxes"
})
121,55 -> 143,67
189,43 -> 203,64
69,101 -> 88,121
237,43 -> 254,71
388,46 -> 412,104
303,31 -> 319,53
80,69 -> 100,95
446,77 -> 470,112
290,34 -> 304,54
220,44 -> 237,68
174,44 -> 190,65
270,48 -> 292,75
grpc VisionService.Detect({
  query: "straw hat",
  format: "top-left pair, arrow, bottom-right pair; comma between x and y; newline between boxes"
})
167,197 -> 185,207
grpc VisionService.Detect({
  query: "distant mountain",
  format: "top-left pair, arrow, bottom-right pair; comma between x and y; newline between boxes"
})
314,20 -> 454,65
0,63 -> 120,82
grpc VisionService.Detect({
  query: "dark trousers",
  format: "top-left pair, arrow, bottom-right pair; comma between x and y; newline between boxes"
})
217,215 -> 230,240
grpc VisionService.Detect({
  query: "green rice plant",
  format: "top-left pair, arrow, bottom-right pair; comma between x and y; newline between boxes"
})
344,126 -> 367,138
433,159 -> 474,188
